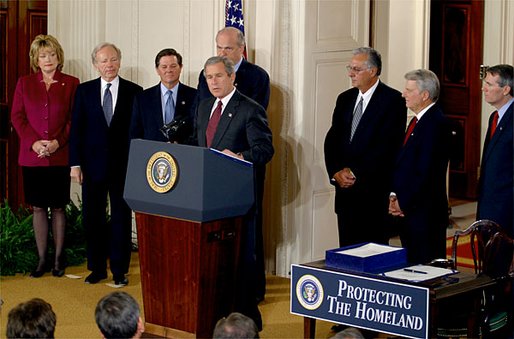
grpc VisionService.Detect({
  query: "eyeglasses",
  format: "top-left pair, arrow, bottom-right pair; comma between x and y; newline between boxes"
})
346,65 -> 369,73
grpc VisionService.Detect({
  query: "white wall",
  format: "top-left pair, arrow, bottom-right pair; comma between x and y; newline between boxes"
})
49,0 -> 514,278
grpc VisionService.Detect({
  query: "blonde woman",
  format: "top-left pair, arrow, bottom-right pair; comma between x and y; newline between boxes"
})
11,34 -> 79,277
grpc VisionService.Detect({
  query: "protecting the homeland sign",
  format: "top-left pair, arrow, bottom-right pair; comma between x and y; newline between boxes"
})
291,264 -> 429,339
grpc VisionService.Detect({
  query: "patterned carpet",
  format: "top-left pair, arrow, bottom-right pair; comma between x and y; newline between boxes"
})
447,201 -> 478,269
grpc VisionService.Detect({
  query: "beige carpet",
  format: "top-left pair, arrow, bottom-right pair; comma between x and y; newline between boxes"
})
0,253 -> 334,339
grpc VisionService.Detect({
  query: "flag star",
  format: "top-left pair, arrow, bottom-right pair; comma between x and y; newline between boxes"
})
238,18 -> 244,27
234,3 -> 239,11
230,15 -> 237,25
227,0 -> 232,9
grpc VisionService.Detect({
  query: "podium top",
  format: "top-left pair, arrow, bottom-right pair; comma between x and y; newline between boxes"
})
124,139 -> 255,222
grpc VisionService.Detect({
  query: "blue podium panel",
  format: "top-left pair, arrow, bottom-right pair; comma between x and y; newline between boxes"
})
291,264 -> 429,339
124,139 -> 254,222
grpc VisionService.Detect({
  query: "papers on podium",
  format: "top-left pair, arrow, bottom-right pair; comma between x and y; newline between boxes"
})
209,148 -> 253,167
384,265 -> 457,282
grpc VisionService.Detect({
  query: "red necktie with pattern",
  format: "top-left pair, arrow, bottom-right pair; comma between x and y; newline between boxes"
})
206,100 -> 223,147
403,117 -> 418,145
489,111 -> 499,139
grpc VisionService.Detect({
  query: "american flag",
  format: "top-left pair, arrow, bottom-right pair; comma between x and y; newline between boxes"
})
225,0 -> 245,34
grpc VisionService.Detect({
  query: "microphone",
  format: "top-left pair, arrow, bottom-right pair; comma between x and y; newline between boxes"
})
160,118 -> 188,142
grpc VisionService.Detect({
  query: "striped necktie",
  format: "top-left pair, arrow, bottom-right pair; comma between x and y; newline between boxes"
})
350,97 -> 364,141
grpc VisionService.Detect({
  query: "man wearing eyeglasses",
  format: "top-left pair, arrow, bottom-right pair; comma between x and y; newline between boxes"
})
324,47 -> 407,248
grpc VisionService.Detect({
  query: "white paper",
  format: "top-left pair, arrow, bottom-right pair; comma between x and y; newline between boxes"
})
209,148 -> 253,166
383,264 -> 457,282
336,243 -> 403,258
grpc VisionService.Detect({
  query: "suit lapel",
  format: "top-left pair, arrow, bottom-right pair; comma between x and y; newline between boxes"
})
483,104 -> 513,162
151,84 -> 165,126
396,106 -> 435,163
211,91 -> 240,148
199,97 -> 216,147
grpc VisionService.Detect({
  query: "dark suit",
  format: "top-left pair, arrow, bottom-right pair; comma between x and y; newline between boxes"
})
392,104 -> 451,264
324,81 -> 406,246
197,59 -> 271,299
69,77 -> 143,276
197,59 -> 270,109
477,101 -> 513,236
130,82 -> 197,143
194,90 -> 273,329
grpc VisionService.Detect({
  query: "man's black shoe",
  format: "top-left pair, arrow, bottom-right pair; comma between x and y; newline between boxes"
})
113,274 -> 128,286
85,271 -> 107,284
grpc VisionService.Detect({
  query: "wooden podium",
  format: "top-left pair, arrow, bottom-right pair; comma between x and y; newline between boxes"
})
124,140 -> 254,338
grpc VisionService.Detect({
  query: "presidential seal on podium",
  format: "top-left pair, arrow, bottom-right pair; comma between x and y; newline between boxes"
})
146,151 -> 178,193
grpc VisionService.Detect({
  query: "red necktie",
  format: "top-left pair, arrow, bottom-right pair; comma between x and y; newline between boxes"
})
403,117 -> 418,145
489,111 -> 499,139
206,100 -> 223,147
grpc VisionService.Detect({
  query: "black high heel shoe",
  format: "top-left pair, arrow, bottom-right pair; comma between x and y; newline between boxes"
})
52,255 -> 66,277
52,267 -> 65,277
30,260 -> 48,278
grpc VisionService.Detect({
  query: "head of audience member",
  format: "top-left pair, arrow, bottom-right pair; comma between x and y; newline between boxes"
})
347,47 -> 382,93
91,42 -> 122,82
203,56 -> 236,100
155,48 -> 183,90
482,64 -> 513,110
6,298 -> 56,339
212,312 -> 259,339
29,34 -> 65,73
330,327 -> 365,339
402,69 -> 440,114
216,27 -> 245,66
95,291 -> 144,339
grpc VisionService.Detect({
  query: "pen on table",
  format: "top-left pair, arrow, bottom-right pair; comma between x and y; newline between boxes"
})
403,268 -> 427,274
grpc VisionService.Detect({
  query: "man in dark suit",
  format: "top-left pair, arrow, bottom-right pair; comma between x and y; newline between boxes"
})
324,47 -> 406,247
69,42 -> 143,286
193,56 -> 273,331
196,27 -> 270,109
197,27 -> 271,302
477,64 -> 513,237
389,69 -> 451,264
130,48 -> 197,143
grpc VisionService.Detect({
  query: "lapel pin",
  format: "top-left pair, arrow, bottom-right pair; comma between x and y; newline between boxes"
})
181,101 -> 185,105
228,113 -> 233,118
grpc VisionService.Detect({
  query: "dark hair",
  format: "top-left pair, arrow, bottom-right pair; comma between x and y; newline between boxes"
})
155,48 -> 183,68
486,64 -> 513,96
203,56 -> 235,77
95,292 -> 140,339
6,298 -> 56,339
353,47 -> 382,76
212,312 -> 259,338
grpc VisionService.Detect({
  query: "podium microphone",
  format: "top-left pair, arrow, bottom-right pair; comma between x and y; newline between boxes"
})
160,118 -> 187,142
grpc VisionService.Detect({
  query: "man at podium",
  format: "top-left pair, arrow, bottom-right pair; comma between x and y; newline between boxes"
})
193,55 -> 274,330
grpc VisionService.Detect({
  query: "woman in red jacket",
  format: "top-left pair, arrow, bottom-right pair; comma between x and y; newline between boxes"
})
11,34 -> 79,277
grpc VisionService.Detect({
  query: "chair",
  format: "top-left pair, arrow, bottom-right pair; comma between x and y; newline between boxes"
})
437,220 -> 513,338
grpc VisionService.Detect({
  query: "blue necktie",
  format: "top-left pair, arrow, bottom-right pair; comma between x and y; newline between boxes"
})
164,90 -> 175,124
103,83 -> 113,126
